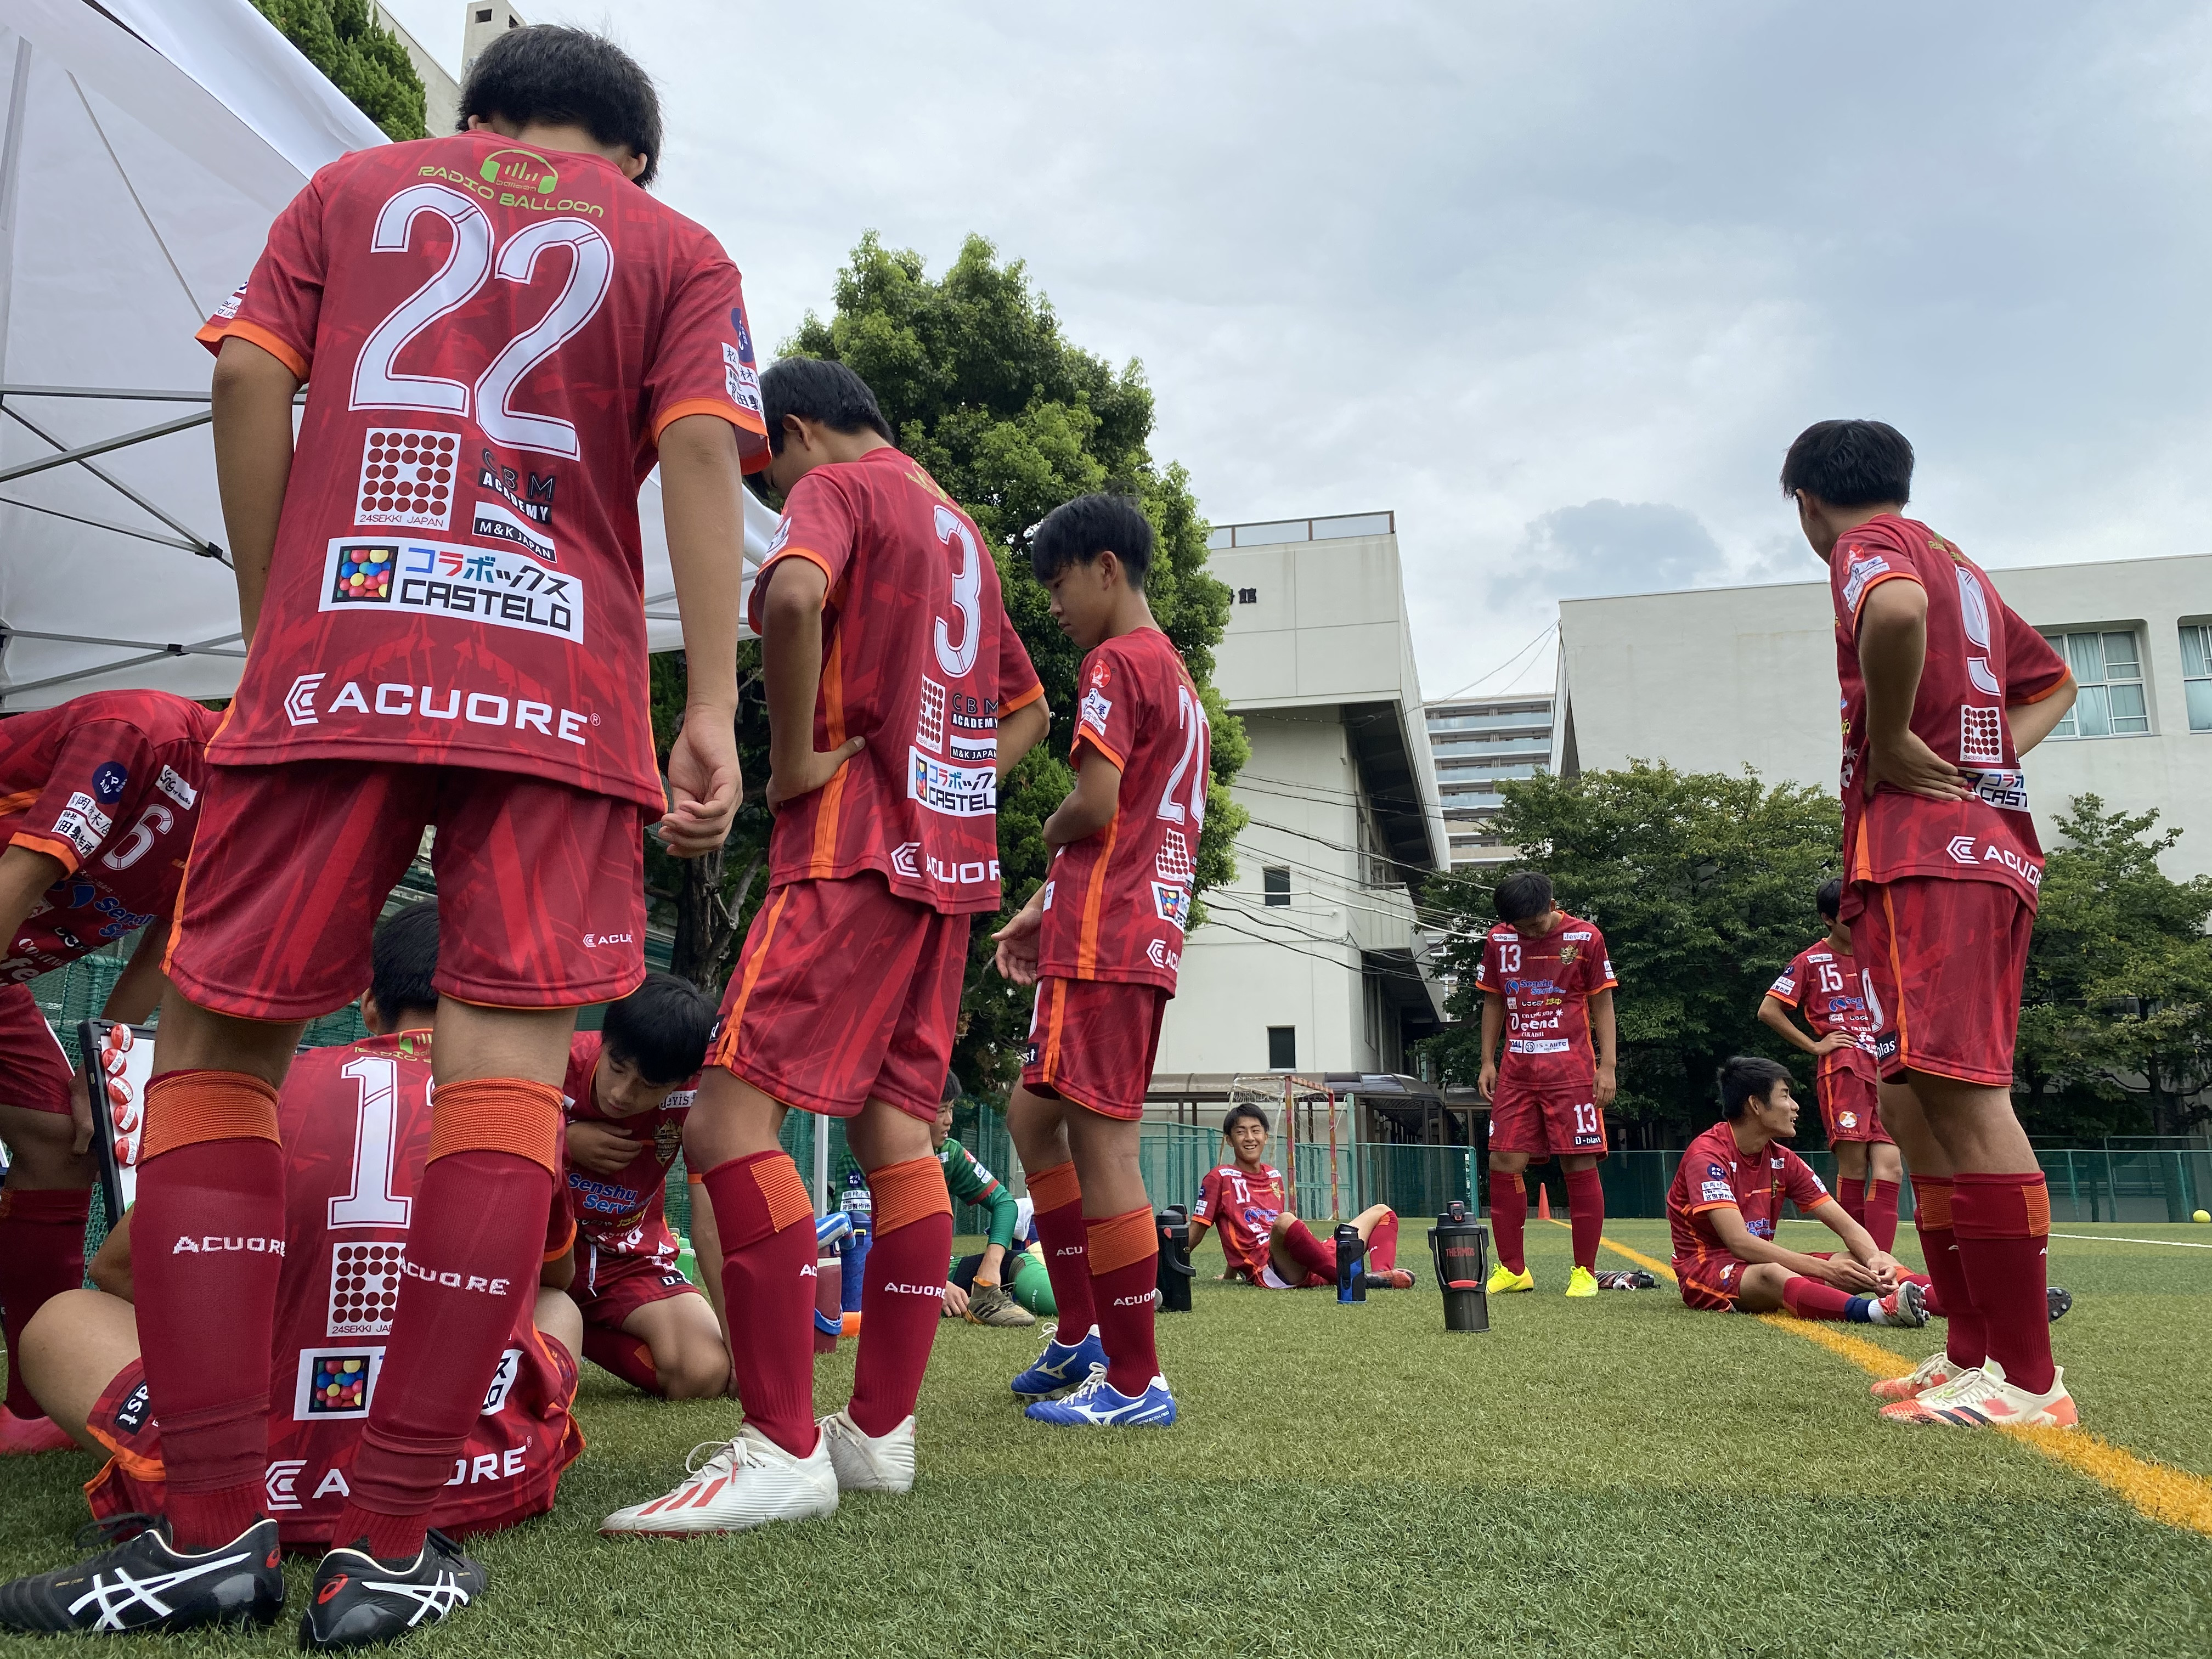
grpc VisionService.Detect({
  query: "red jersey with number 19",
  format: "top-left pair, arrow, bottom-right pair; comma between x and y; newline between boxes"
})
196,131 -> 770,809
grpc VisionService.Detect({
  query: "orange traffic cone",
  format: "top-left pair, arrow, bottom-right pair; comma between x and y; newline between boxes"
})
1536,1183 -> 1552,1222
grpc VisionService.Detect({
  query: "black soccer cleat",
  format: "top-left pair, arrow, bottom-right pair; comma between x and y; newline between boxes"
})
299,1531 -> 486,1650
2048,1285 -> 2073,1323
0,1514 -> 284,1635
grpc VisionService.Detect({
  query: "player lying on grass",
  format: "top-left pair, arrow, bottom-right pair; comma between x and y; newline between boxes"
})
930,1092 -> 1035,1327
0,902 -> 584,1621
1186,1103 -> 1413,1290
1788,419 -> 2079,1429
1666,1056 -> 1929,1327
1473,870 -> 1618,1297
562,974 -> 725,1398
1758,878 -> 1901,1250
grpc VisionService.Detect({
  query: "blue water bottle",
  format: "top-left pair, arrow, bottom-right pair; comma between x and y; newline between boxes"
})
838,1169 -> 872,1317
1335,1222 -> 1367,1303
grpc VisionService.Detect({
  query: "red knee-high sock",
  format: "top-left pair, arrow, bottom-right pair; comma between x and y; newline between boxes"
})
848,1156 -> 952,1437
1280,1218 -> 1336,1280
583,1327 -> 665,1395
334,1080 -> 558,1562
1953,1172 -> 2056,1395
1835,1176 -> 1868,1235
1367,1211 -> 1400,1271
1781,1276 -> 1858,1322
1565,1166 -> 1604,1272
1489,1171 -> 1527,1273
1911,1176 -> 1984,1369
1864,1178 -> 1901,1254
0,1185 -> 90,1418
698,1148 -> 818,1457
1087,1207 -> 1159,1395
131,1071 -> 285,1550
1028,1161 -> 1096,1338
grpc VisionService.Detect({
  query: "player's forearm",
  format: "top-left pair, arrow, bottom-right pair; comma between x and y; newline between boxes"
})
0,843 -> 63,947
2008,673 -> 2076,757
1589,990 -> 1617,1069
657,415 -> 747,715
100,921 -> 173,1025
985,1192 -> 1020,1253
760,568 -> 830,777
210,337 -> 300,645
977,1242 -> 1008,1284
1042,761 -> 1120,847
996,697 -> 1050,781
1757,997 -> 1820,1057
1479,996 -> 1503,1067
1856,584 -> 1929,746
88,1210 -> 133,1302
1815,1200 -> 1880,1266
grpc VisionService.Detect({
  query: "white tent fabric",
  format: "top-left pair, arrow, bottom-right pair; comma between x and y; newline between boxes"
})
0,0 -> 771,711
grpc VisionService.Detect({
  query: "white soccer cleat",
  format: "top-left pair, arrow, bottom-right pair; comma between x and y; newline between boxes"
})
1871,1350 -> 1966,1403
1880,1358 -> 2078,1429
599,1426 -> 839,1536
819,1409 -> 917,1494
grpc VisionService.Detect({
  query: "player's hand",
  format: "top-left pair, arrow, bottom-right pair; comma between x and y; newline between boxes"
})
1865,730 -> 1971,802
660,706 -> 742,857
1815,1254 -> 1879,1293
1593,1063 -> 1618,1109
1865,1251 -> 1904,1291
991,898 -> 1044,985
941,1282 -> 969,1319
68,1069 -> 94,1157
1476,1060 -> 1498,1102
567,1119 -> 640,1177
1812,1032 -> 1855,1057
765,735 -> 866,812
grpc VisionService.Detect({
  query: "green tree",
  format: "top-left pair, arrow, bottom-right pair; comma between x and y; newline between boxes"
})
1423,763 -> 1843,1142
252,0 -> 428,142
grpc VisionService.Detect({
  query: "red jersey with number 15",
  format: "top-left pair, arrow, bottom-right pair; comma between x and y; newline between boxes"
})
750,445 -> 1042,915
1768,938 -> 1876,1081
196,131 -> 770,809
1036,627 -> 1207,992
1473,913 -> 1616,1090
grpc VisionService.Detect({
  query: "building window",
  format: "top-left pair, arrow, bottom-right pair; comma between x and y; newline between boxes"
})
1267,1026 -> 1297,1069
1262,867 -> 1291,907
2042,629 -> 2149,738
2182,624 -> 2212,733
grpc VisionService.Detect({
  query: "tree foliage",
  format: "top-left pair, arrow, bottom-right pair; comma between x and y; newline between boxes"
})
252,0 -> 428,142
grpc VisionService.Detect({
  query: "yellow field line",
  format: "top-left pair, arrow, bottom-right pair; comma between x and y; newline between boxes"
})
1545,1219 -> 2212,1538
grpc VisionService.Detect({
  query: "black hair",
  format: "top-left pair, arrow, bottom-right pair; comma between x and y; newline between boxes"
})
600,972 -> 714,1086
1718,1056 -> 1794,1120
458,25 -> 663,188
1816,877 -> 1844,921
1221,1103 -> 1271,1137
759,358 -> 895,455
1028,494 -> 1154,591
1779,420 -> 1914,509
369,900 -> 439,1025
1492,870 -> 1554,926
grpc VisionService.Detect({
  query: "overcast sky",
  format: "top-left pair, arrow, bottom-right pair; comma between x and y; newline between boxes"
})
384,0 -> 2209,700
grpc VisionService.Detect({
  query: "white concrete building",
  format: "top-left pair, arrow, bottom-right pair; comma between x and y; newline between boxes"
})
1425,695 -> 1554,869
1553,552 -> 2212,881
370,2 -> 531,138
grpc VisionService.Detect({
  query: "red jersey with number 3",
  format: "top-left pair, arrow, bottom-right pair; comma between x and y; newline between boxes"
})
561,1031 -> 693,1259
1667,1120 -> 1832,1258
1194,1162 -> 1286,1279
750,445 -> 1043,915
1036,627 -> 1207,992
195,131 -> 769,809
0,691 -> 218,983
1473,913 -> 1616,1089
1829,516 -> 2069,914
1768,939 -> 1876,1081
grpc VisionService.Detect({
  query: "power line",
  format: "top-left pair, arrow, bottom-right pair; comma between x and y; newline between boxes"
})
1423,622 -> 1559,708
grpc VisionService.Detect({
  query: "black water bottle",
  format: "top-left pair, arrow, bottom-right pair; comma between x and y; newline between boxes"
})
1427,1201 -> 1491,1333
1155,1206 -> 1195,1313
1335,1222 -> 1367,1302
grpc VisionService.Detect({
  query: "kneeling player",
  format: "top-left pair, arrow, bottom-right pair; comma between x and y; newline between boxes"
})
1667,1057 -> 1928,1327
563,974 -> 726,1398
932,1092 -> 1034,1327
1187,1104 -> 1412,1289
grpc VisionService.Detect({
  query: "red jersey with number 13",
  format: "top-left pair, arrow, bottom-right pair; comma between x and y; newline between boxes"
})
196,131 -> 769,809
1473,914 -> 1616,1090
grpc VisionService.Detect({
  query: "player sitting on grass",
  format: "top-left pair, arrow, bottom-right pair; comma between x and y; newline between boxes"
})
562,973 -> 726,1398
0,901 -> 584,1592
1758,878 -> 1901,1250
931,1092 -> 1034,1328
1474,871 -> 1618,1298
1667,1057 -> 1929,1327
1187,1104 -> 1413,1289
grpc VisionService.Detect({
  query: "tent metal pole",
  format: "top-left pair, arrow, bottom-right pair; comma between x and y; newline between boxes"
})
0,40 -> 32,391
0,407 -> 213,484
0,405 -> 223,559
0,494 -> 206,553
0,385 -> 214,402
1,634 -> 246,702
4,628 -> 244,655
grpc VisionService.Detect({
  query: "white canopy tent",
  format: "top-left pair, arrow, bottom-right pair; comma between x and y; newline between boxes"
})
0,0 -> 772,711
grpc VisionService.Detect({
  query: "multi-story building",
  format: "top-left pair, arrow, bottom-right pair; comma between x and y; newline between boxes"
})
1424,695 -> 1554,869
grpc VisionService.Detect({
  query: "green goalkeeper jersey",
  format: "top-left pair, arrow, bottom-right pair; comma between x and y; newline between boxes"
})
938,1135 -> 1019,1251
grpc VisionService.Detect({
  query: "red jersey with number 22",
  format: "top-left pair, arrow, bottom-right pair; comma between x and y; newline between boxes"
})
1037,628 -> 1207,992
1474,914 -> 1615,1089
196,131 -> 769,809
751,446 -> 1042,915
1194,1162 -> 1286,1279
1667,1120 -> 1832,1259
1768,939 -> 1876,1081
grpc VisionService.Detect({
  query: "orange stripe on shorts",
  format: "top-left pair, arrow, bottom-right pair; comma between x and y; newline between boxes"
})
427,1079 -> 563,1175
1043,978 -> 1067,1077
868,1155 -> 951,1234
1085,1206 -> 1155,1276
717,887 -> 794,1057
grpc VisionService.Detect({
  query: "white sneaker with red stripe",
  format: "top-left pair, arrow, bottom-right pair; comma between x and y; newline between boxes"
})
599,1426 -> 839,1536
1878,1357 -> 2078,1428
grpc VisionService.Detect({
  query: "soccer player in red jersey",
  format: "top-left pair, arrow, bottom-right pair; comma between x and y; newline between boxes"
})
0,689 -> 217,1455
603,359 -> 1048,1532
1758,878 -> 1901,1250
1472,871 -> 1617,1297
560,973 -> 725,1399
0,902 -> 583,1621
1668,1058 -> 1929,1328
1786,419 -> 2079,1427
0,29 -> 765,1640
1186,1103 -> 1411,1291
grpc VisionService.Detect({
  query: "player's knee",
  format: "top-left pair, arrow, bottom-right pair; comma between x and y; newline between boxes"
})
1270,1211 -> 1299,1237
661,1337 -> 732,1400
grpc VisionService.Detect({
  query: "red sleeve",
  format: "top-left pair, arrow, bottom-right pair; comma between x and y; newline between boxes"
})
1473,932 -> 1500,992
7,721 -> 161,874
195,173 -> 325,381
1070,640 -> 1139,772
543,1186 -> 577,1263
1193,1168 -> 1221,1222
748,471 -> 858,633
1999,602 -> 2070,706
1767,951 -> 1807,1008
998,609 -> 1043,714
1584,926 -> 1618,993
1784,1149 -> 1833,1212
642,242 -> 771,472
1831,521 -> 1920,632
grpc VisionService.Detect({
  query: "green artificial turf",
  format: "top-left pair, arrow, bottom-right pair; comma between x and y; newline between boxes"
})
3,1220 -> 2208,1657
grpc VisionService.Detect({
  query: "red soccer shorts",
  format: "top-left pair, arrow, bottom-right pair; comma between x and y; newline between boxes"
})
0,984 -> 74,1115
1487,1075 -> 1607,1159
1853,876 -> 2032,1087
1816,1054 -> 1892,1146
574,1242 -> 702,1331
1022,975 -> 1169,1123
712,873 -> 969,1122
165,761 -> 646,1020
1674,1251 -> 1748,1312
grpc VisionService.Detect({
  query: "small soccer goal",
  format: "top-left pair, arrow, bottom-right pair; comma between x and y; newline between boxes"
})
1227,1073 -> 1346,1221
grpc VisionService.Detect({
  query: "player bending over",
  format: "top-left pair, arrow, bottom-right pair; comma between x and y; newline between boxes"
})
1787,420 -> 2079,1427
0,689 -> 217,1455
0,27 -> 766,1641
602,358 -> 1048,1532
931,1093 -> 1035,1327
1668,1057 -> 1930,1327
1187,1103 -> 1412,1289
1758,878 -> 1901,1250
1474,871 -> 1617,1297
562,973 -> 725,1398
0,902 -> 584,1626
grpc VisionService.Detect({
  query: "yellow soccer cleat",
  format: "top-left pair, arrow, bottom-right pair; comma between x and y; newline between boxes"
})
1564,1266 -> 1601,1297
1485,1263 -> 1535,1294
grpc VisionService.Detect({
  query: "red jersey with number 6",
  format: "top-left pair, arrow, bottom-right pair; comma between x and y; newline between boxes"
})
0,691 -> 218,983
1036,627 -> 1207,992
749,445 -> 1043,915
1193,1162 -> 1287,1280
1473,913 -> 1616,1090
1828,516 -> 2069,914
196,131 -> 770,809
1768,938 -> 1876,1082
1667,1120 -> 1832,1259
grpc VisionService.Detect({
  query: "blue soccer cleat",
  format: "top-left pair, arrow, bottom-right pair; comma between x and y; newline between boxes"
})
1024,1369 -> 1177,1428
1009,1326 -> 1106,1402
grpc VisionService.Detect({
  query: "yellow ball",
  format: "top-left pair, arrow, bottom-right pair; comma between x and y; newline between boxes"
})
2194,1209 -> 2210,1224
